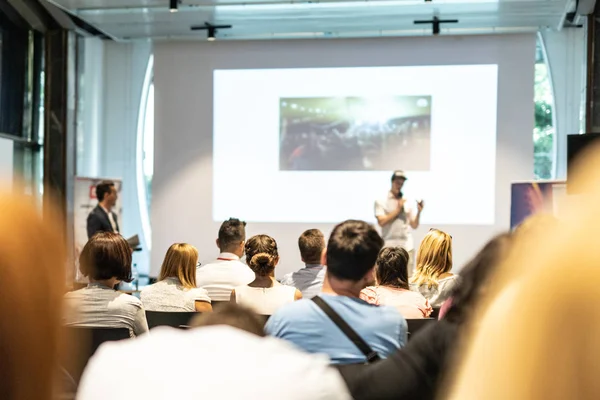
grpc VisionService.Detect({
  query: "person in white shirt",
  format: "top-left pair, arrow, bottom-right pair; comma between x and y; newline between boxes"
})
374,170 -> 424,268
196,218 -> 255,301
281,229 -> 327,299
232,234 -> 302,315
77,306 -> 351,400
141,243 -> 212,312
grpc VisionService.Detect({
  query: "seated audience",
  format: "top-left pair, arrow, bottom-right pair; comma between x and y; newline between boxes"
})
360,247 -> 432,318
266,220 -> 407,364
141,243 -> 212,312
281,229 -> 327,299
410,228 -> 457,307
63,232 -> 149,337
77,305 -> 351,400
196,218 -> 255,301
232,235 -> 302,315
339,233 -> 513,400
0,192 -> 66,400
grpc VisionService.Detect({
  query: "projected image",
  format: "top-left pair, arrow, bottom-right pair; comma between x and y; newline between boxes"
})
279,96 -> 432,171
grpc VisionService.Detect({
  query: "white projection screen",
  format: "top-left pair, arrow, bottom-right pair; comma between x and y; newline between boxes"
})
153,35 -> 535,277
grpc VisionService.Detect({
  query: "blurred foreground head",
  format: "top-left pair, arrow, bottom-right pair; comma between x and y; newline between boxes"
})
0,191 -> 66,400
190,303 -> 266,337
447,143 -> 600,399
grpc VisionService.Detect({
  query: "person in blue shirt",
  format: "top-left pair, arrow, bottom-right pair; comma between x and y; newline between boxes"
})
266,220 -> 407,364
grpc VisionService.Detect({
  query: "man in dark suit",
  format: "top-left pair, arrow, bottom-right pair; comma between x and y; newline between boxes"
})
87,181 -> 120,239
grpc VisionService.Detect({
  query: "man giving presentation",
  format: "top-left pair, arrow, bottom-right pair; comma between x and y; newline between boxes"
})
374,170 -> 424,258
87,181 -> 120,239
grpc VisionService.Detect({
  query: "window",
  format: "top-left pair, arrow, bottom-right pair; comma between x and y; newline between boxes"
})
534,36 -> 555,180
137,55 -> 154,250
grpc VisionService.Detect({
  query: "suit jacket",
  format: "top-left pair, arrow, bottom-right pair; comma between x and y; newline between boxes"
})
87,205 -> 120,239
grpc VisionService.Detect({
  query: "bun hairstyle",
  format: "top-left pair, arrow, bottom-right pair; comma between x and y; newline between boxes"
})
245,235 -> 279,276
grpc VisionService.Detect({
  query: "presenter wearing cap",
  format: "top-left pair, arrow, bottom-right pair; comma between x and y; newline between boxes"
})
374,170 -> 424,266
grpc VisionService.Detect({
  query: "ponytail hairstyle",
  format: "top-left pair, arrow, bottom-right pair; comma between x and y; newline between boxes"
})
245,235 -> 279,276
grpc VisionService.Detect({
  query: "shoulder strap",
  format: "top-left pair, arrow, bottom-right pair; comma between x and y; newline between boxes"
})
312,296 -> 381,363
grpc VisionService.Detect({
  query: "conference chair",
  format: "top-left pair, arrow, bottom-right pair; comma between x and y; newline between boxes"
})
210,300 -> 229,311
258,314 -> 270,327
406,318 -> 436,340
61,327 -> 130,382
145,310 -> 200,330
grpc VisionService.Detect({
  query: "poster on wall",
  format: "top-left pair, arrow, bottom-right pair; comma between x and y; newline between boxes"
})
74,176 -> 123,282
510,181 -> 566,229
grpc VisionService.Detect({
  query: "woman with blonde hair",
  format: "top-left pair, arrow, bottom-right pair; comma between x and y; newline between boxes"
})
231,235 -> 302,315
141,243 -> 212,312
0,191 -> 66,400
410,228 -> 456,307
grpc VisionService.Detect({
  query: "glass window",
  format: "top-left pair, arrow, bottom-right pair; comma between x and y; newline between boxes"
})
137,54 -> 154,252
534,36 -> 555,180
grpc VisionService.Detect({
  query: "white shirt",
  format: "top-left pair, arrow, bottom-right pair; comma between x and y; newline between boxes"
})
100,205 -> 118,233
141,277 -> 211,311
234,285 -> 297,315
410,275 -> 459,307
63,283 -> 148,337
196,252 -> 256,301
374,192 -> 416,251
77,326 -> 352,400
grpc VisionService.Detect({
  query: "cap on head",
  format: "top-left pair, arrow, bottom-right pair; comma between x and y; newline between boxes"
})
391,170 -> 408,182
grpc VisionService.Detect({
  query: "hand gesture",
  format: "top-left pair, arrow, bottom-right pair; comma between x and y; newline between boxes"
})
417,199 -> 425,212
397,198 -> 407,211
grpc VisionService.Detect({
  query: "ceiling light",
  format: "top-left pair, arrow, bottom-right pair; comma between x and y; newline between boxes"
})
190,22 -> 233,41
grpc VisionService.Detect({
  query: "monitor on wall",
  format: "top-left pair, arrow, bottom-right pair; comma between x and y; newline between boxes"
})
567,133 -> 600,194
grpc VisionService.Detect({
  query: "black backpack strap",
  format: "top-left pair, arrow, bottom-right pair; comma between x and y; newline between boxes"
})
312,296 -> 381,363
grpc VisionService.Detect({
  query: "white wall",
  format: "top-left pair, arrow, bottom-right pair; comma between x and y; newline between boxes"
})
77,38 -> 153,276
0,137 -> 13,190
153,34 -> 536,277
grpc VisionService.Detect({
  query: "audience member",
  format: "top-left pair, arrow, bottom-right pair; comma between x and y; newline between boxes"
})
63,232 -> 149,337
190,303 -> 266,336
232,235 -> 302,315
281,229 -> 327,299
266,220 -> 407,364
339,233 -> 512,400
196,218 -> 255,301
141,243 -> 212,312
0,192 -> 66,400
77,311 -> 352,399
360,247 -> 432,318
410,228 -> 456,307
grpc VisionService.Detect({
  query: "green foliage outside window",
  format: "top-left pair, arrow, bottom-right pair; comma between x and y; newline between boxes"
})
534,62 -> 554,180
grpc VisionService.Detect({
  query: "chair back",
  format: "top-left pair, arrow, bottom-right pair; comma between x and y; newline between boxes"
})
61,326 -> 130,382
406,318 -> 436,340
210,301 -> 229,311
145,311 -> 199,329
258,314 -> 270,327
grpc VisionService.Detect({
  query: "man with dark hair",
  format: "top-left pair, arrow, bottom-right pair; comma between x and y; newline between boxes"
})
196,218 -> 255,301
266,220 -> 407,364
281,229 -> 327,299
374,170 -> 424,271
86,181 -> 120,239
